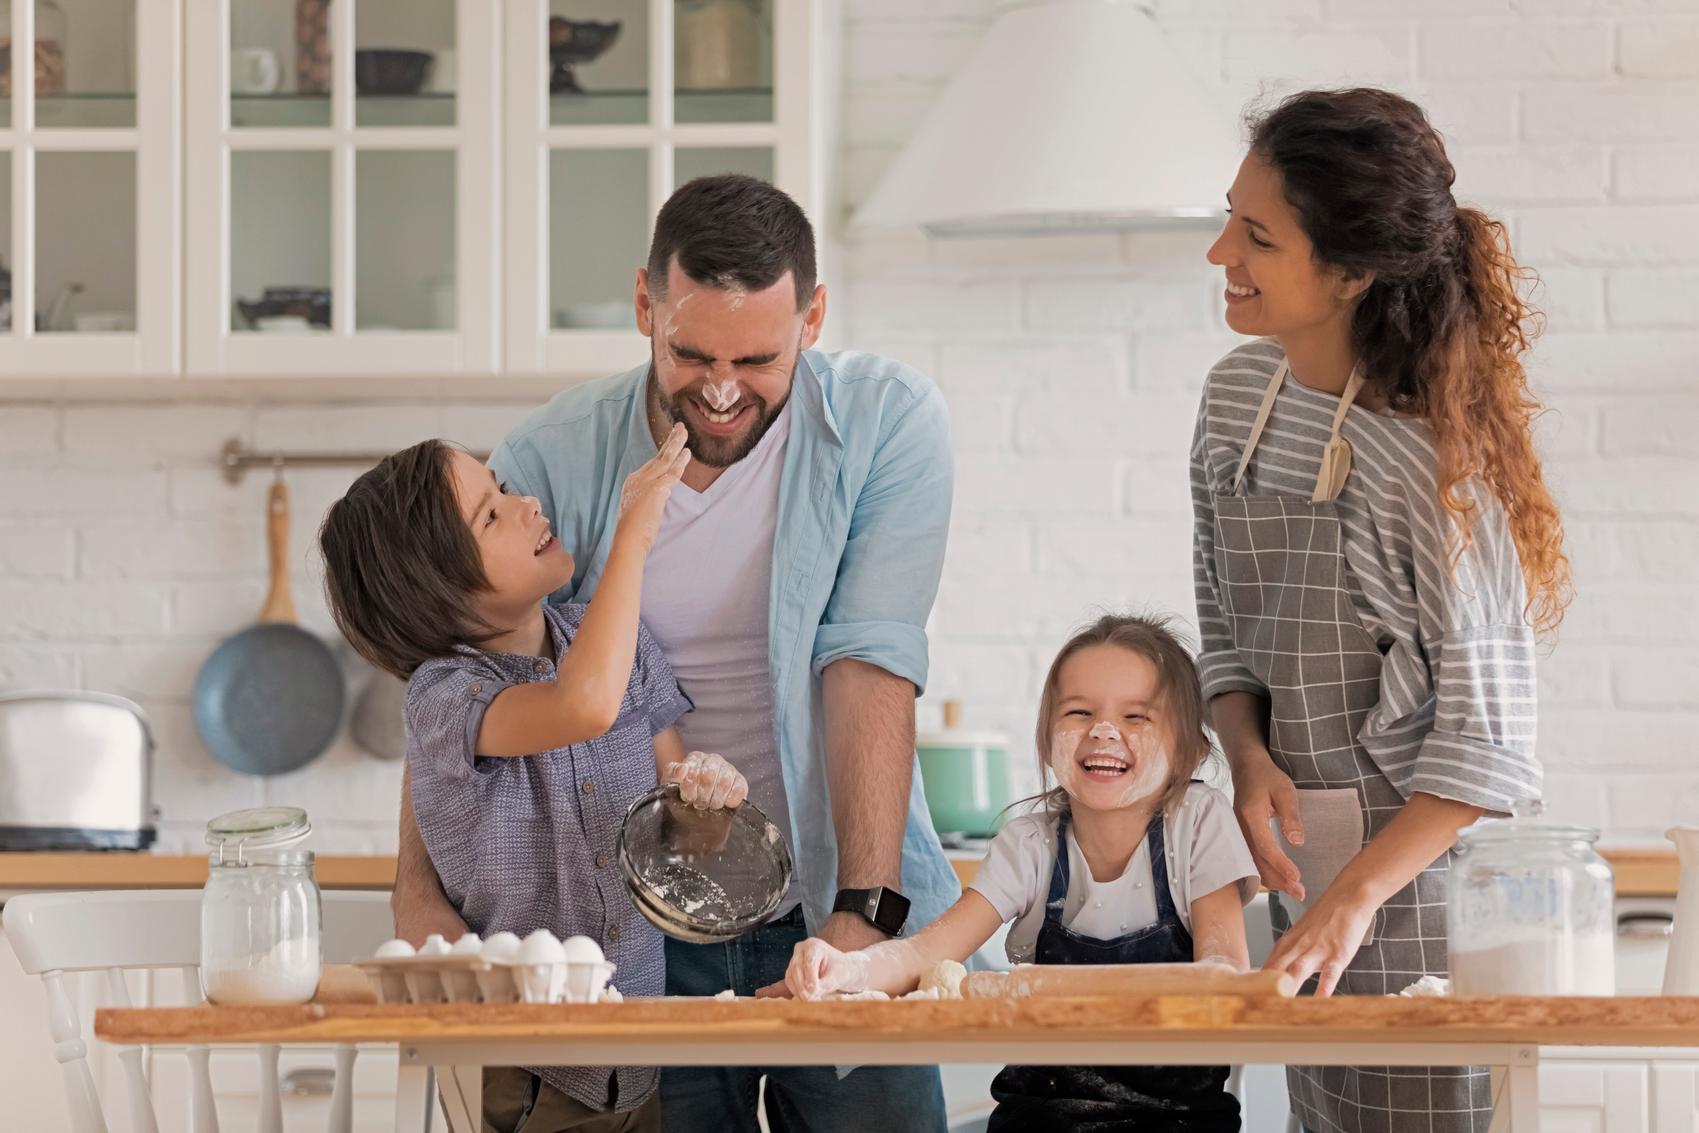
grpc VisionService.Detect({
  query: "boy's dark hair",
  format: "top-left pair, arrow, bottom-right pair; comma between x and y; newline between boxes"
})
318,440 -> 495,680
646,174 -> 817,311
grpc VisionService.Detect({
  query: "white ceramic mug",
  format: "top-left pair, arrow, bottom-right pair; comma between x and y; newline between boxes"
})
231,48 -> 281,95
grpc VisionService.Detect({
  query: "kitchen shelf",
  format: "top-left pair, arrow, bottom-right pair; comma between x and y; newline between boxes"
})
230,93 -> 457,130
549,88 -> 773,127
0,853 -> 397,893
1,93 -> 139,130
222,89 -> 775,131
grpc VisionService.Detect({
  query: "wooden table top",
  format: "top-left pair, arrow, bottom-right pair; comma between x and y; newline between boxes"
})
3,848 -> 1682,896
96,994 -> 1699,1051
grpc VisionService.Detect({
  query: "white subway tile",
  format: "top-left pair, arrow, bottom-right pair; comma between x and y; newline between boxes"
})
0,464 -> 167,516
1539,771 -> 1610,832
1537,647 -> 1613,710
1606,268 -> 1699,328
0,407 -> 59,455
1528,267 -> 1606,334
1612,144 -> 1699,201
1,581 -> 170,638
1419,21 -> 1610,80
939,339 -> 1129,396
1527,331 -> 1699,392
1618,18 -> 1699,78
1539,709 -> 1696,770
1524,85 -> 1699,142
81,640 -> 219,702
1013,391 -> 1197,456
62,406 -> 251,458
1600,398 -> 1699,454
170,580 -> 270,637
0,642 -> 80,689
1451,145 -> 1609,207
1549,456 -> 1698,517
261,742 -> 405,824
843,83 -> 945,149
954,457 -> 1120,518
1227,26 -> 1413,86
1612,648 -> 1699,709
252,405 -> 445,453
845,279 -> 1023,337
1518,204 -> 1699,265
80,520 -> 264,580
0,523 -> 75,578
1560,585 -> 1699,645
845,19 -> 985,87
940,392 -> 1016,453
1024,278 -> 1215,335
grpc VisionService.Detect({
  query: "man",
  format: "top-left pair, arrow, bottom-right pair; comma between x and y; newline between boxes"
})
393,174 -> 959,1132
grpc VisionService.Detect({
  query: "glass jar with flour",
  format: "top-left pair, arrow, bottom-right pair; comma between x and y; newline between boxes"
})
201,806 -> 322,1005
1447,801 -> 1615,996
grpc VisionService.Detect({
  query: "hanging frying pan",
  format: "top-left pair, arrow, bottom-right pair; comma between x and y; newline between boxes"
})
193,475 -> 344,776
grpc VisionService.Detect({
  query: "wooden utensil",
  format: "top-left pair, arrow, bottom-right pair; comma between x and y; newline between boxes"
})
962,962 -> 1297,1000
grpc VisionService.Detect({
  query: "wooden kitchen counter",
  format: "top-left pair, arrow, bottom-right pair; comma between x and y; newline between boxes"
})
0,853 -> 396,891
97,994 -> 1699,1051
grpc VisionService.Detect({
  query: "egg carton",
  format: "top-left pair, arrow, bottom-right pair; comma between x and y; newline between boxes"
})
353,954 -> 618,1006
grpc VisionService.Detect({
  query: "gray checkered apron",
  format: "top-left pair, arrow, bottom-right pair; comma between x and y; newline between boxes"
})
1212,363 -> 1493,1133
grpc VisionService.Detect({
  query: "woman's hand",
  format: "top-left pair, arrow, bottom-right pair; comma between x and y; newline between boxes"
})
617,423 -> 690,550
1263,883 -> 1376,996
664,751 -> 748,811
785,937 -> 870,1001
1231,748 -> 1306,900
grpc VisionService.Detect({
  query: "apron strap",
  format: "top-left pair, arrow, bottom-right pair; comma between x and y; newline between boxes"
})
1229,360 -> 1367,503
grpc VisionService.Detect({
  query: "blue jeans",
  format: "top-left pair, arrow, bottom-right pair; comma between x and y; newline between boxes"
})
660,907 -> 948,1133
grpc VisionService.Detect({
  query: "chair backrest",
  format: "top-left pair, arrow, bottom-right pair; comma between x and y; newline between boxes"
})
4,889 -> 394,1133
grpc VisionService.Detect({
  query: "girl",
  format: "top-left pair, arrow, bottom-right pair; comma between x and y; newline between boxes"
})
786,614 -> 1259,1133
1192,88 -> 1571,1133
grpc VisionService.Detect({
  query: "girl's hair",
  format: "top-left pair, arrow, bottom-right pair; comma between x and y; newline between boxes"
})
1025,613 -> 1212,819
1249,87 -> 1572,636
318,439 -> 499,679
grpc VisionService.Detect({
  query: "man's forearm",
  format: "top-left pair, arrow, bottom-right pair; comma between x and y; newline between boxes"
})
821,658 -> 912,891
393,763 -> 464,943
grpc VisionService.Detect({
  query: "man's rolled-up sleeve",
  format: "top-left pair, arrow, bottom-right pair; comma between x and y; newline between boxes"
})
810,381 -> 953,694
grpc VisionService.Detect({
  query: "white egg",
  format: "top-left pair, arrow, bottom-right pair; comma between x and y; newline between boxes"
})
374,939 -> 416,959
518,929 -> 565,965
418,933 -> 452,957
560,935 -> 605,965
449,933 -> 483,956
482,931 -> 522,963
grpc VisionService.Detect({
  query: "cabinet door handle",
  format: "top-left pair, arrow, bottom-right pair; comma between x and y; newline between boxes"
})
280,1067 -> 337,1096
1616,912 -> 1674,939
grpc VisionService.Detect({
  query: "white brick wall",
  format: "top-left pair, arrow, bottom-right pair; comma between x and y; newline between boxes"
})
840,0 -> 1699,842
0,0 -> 1693,850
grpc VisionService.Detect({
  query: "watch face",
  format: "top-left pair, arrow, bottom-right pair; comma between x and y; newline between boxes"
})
872,888 -> 911,934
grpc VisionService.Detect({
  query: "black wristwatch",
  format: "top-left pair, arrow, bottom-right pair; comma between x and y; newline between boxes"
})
833,886 -> 911,937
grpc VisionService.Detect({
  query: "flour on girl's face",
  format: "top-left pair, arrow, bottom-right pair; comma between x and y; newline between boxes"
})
1049,719 -> 1173,811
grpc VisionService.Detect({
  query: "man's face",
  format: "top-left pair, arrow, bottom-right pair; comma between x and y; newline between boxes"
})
635,260 -> 826,468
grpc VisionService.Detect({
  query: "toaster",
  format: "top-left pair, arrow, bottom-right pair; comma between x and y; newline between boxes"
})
0,690 -> 157,851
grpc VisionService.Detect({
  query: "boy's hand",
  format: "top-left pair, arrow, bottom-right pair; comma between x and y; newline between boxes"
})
618,423 -> 690,550
785,937 -> 870,1001
664,751 -> 748,811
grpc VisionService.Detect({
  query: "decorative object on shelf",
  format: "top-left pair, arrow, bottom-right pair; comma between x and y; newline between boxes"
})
39,282 -> 83,332
0,258 -> 10,331
676,0 -> 769,91
236,285 -> 331,331
0,0 -> 68,97
548,17 -> 620,95
294,0 -> 331,95
427,47 -> 457,94
230,47 -> 280,95
1665,826 -> 1699,995
554,301 -> 629,330
354,48 -> 434,96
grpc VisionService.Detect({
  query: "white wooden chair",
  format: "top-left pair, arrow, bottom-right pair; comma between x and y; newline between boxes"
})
4,888 -> 402,1133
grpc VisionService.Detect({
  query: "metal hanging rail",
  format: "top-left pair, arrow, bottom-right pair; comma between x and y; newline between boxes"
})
219,437 -> 491,485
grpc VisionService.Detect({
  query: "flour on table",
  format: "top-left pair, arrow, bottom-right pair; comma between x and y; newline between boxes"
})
1395,975 -> 1450,998
714,989 -> 738,1001
827,989 -> 890,1001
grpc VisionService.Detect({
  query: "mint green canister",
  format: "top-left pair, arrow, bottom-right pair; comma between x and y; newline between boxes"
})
917,701 -> 1013,838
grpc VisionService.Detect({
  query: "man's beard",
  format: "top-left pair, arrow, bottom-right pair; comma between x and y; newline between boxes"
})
649,362 -> 791,469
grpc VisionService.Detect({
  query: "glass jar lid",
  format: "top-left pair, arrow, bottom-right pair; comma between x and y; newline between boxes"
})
205,806 -> 312,863
1457,799 -> 1599,847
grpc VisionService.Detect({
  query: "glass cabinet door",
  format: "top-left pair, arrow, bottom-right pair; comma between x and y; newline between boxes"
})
507,0 -> 808,378
187,0 -> 497,376
0,0 -> 177,375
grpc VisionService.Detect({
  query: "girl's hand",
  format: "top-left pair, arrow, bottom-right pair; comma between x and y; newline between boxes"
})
1230,749 -> 1306,900
785,937 -> 870,1001
617,423 -> 690,550
1263,884 -> 1376,997
664,751 -> 748,811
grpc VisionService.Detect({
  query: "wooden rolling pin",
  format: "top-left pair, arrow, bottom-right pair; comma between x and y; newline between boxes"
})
962,963 -> 1297,999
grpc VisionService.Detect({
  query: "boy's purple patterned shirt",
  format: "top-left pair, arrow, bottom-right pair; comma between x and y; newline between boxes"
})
405,601 -> 691,1112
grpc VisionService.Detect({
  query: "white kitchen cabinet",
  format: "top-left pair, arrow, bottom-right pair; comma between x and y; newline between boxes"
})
503,0 -> 829,378
1539,1049 -> 1699,1133
0,0 -> 180,376
183,0 -> 500,377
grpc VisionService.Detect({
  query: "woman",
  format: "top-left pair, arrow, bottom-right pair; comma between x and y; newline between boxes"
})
1190,88 -> 1571,1132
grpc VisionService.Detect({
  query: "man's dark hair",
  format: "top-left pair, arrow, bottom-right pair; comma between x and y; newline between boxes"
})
318,440 -> 495,680
646,174 -> 816,311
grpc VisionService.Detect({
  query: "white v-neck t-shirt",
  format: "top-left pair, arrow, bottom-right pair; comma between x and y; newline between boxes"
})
969,783 -> 1258,964
640,403 -> 799,915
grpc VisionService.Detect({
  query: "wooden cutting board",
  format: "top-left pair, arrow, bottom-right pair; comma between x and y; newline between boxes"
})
962,963 -> 1297,999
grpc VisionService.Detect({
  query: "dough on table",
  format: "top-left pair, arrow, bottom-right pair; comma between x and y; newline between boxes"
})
916,959 -> 967,1000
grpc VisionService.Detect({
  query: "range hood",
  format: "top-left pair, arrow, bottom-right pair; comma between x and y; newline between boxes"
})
850,1 -> 1241,238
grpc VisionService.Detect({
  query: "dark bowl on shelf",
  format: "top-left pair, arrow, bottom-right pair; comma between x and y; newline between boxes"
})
354,49 -> 434,96
548,18 -> 621,94
236,286 -> 332,330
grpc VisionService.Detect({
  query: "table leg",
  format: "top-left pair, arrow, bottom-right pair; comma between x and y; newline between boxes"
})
394,1062 -> 431,1133
438,1064 -> 482,1133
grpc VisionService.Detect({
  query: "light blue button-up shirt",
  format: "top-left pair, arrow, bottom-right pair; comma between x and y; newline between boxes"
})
487,349 -> 962,936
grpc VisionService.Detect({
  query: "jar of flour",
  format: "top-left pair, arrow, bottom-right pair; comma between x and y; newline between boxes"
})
200,806 -> 322,1005
1448,802 -> 1615,996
